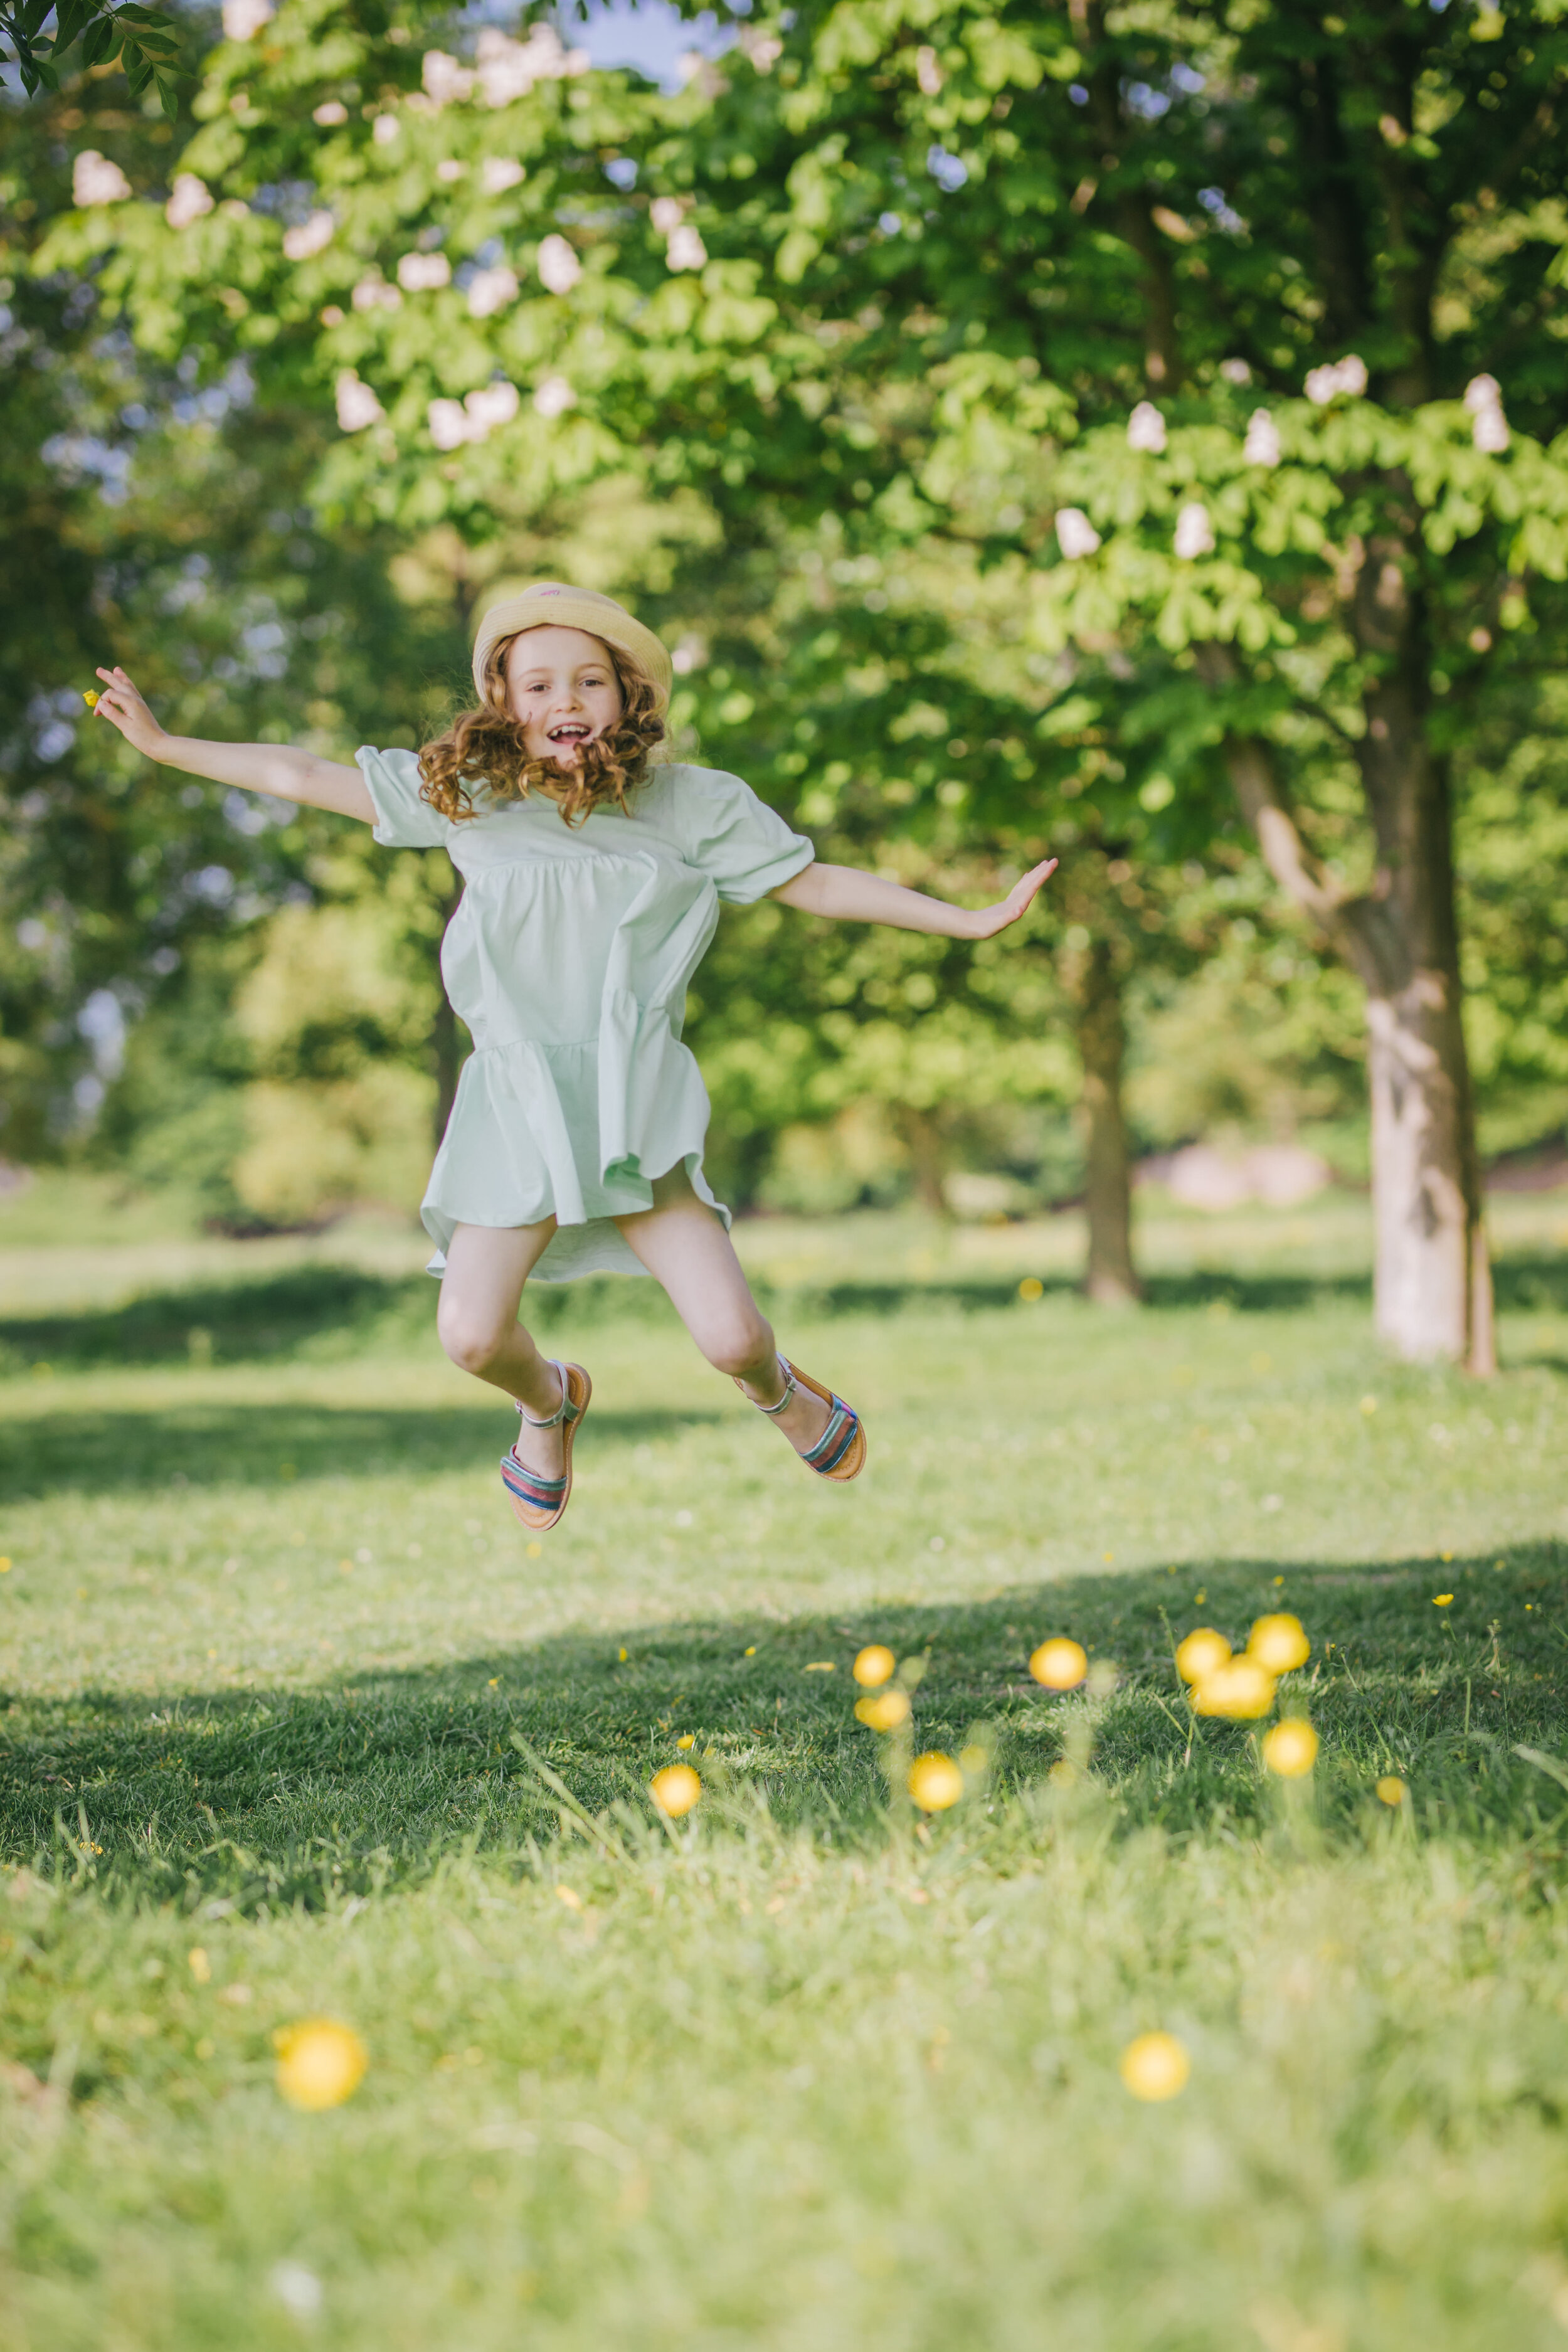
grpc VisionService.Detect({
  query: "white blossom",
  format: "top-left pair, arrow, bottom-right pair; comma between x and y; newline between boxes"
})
352,273 -> 402,312
73,151 -> 131,208
372,113 -> 400,146
397,252 -> 452,292
427,381 -> 521,450
1127,401 -> 1167,454
222,0 -> 273,38
1173,502 -> 1215,560
1219,358 -> 1252,386
164,174 -> 213,230
475,24 -> 588,107
335,372 -> 383,432
1054,507 -> 1102,560
536,234 -> 582,295
282,211 -> 334,262
1465,373 -> 1510,452
313,100 -> 347,127
532,374 -> 576,420
467,265 -> 519,320
1243,409 -> 1281,467
423,50 -> 474,107
482,156 -> 526,195
1304,353 -> 1367,405
427,398 -> 471,451
665,223 -> 707,272
650,198 -> 686,236
916,44 -> 943,93
436,159 -> 466,184
464,380 -> 519,432
738,27 -> 783,71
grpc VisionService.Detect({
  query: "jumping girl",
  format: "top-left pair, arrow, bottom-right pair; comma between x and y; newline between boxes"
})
91,583 -> 1056,1531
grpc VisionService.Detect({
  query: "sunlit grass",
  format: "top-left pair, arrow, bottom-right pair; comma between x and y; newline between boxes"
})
2,1202 -> 1567,2348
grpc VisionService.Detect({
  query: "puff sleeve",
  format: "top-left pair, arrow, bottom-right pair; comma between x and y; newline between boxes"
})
356,746 -> 452,850
679,767 -> 815,905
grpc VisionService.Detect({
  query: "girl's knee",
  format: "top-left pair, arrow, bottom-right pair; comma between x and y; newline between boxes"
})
437,1297 -> 513,1376
700,1311 -> 775,1381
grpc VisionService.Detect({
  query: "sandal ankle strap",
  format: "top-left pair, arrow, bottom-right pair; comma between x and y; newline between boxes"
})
516,1361 -> 570,1430
750,1356 -> 797,1417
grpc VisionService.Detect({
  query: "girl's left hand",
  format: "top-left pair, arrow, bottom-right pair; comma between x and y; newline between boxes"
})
968,856 -> 1058,940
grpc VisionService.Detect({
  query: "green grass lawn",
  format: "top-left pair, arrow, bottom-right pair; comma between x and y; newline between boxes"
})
3,1196 -> 1568,2350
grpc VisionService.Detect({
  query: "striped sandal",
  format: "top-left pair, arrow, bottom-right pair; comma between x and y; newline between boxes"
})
501,1360 -> 591,1532
739,1355 -> 866,1481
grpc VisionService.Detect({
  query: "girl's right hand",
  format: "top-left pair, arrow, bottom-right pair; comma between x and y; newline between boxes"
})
91,667 -> 172,761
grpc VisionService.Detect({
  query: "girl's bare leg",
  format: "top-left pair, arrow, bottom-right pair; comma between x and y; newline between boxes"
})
613,1167 -> 834,1457
436,1221 -> 571,1486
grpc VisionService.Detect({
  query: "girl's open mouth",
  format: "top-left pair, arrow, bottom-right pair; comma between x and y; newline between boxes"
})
547,723 -> 592,745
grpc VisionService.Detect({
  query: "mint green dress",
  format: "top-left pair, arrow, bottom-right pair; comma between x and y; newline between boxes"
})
357,749 -> 815,1282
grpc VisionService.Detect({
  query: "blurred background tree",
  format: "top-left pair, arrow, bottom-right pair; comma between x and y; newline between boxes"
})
6,0 -> 1563,1365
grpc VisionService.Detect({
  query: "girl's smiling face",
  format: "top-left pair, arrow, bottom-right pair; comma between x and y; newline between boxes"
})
504,626 -> 624,770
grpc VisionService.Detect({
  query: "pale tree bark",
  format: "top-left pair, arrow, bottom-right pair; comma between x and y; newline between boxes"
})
1062,928 -> 1141,1305
1204,612 -> 1495,1374
894,1104 -> 950,1217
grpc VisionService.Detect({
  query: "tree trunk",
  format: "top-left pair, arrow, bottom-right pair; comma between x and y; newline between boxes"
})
1353,557 -> 1493,1370
1366,977 -> 1493,1367
1070,935 -> 1141,1305
896,1105 -> 950,1216
1212,585 -> 1495,1373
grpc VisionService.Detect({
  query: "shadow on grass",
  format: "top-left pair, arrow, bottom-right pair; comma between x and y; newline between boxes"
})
0,1263 -> 685,1374
2,1252 -> 1565,1378
4,1544 -> 1565,1911
0,1400 -> 724,1502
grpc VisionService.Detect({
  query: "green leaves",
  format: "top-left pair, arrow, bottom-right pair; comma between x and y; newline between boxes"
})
3,0 -> 182,110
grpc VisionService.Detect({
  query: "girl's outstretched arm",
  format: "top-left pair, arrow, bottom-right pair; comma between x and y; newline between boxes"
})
90,666 -> 376,824
771,854 -> 1057,941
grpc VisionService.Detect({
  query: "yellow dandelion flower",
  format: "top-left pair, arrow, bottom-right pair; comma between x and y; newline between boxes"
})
649,1764 -> 701,1818
908,1752 -> 965,1812
1120,2031 -> 1190,2102
1375,1776 -> 1407,1807
83,689 -> 100,709
1248,1613 -> 1310,1673
188,1947 -> 211,1984
1192,1658 -> 1276,1720
1175,1628 -> 1231,1685
675,1734 -> 695,1751
1261,1718 -> 1318,1777
1029,1638 -> 1088,1691
1433,1594 -> 1453,1608
274,2019 -> 368,2112
852,1645 -> 896,1689
1018,1276 -> 1045,1302
855,1688 -> 911,1731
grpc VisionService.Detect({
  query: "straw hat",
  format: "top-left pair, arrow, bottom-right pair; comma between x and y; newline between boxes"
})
470,583 -> 673,712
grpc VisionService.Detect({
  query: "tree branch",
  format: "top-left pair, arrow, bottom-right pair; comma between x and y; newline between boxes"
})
1196,649 -> 1399,993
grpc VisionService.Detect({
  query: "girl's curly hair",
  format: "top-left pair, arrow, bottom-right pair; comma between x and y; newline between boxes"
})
417,632 -> 667,827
